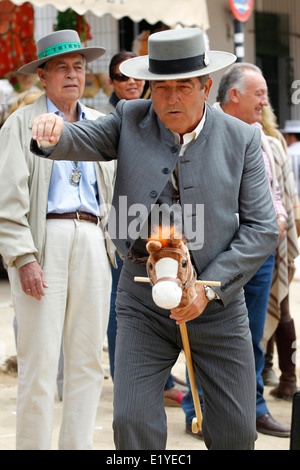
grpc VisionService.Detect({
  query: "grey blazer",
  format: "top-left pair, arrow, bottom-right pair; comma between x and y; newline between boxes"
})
33,100 -> 279,306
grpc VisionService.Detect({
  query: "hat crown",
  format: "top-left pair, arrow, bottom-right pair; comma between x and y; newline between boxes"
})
282,120 -> 300,133
148,28 -> 206,61
119,27 -> 236,81
18,29 -> 105,74
37,30 -> 81,56
285,120 -> 300,126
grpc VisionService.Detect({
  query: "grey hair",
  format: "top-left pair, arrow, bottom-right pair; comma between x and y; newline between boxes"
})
217,62 -> 262,104
149,74 -> 210,91
198,74 -> 210,88
38,54 -> 87,72
150,74 -> 210,86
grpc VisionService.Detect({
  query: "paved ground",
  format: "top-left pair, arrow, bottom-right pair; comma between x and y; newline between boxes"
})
0,274 -> 299,451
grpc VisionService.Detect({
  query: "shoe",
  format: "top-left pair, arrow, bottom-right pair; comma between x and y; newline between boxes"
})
185,424 -> 204,440
256,413 -> 290,437
270,381 -> 297,401
164,388 -> 184,407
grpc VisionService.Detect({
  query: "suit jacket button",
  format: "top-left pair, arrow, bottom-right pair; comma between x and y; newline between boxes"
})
170,146 -> 178,153
162,167 -> 169,174
150,190 -> 157,198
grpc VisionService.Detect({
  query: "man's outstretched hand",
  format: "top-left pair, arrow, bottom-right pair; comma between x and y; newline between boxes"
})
32,112 -> 64,146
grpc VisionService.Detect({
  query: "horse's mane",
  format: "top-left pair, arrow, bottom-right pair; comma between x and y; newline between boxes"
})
148,225 -> 186,247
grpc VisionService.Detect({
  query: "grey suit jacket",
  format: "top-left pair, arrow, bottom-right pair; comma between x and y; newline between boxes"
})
33,100 -> 279,306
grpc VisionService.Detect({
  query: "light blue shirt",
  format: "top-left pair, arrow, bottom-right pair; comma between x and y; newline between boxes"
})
46,98 -> 100,216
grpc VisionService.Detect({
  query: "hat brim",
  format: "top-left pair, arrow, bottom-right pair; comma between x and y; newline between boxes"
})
18,47 -> 106,74
120,51 -> 236,81
280,127 -> 300,134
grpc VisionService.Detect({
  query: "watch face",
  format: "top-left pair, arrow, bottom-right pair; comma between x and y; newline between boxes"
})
205,286 -> 215,300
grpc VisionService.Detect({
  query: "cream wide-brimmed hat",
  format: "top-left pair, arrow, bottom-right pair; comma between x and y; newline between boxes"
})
120,28 -> 236,81
18,29 -> 105,74
280,120 -> 300,134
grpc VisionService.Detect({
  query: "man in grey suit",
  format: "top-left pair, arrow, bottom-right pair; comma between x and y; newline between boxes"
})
31,28 -> 279,450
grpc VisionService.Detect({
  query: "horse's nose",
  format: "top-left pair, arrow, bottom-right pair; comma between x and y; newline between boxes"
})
152,280 -> 182,309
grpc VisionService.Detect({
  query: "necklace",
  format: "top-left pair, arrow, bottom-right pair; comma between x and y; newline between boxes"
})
70,162 -> 81,186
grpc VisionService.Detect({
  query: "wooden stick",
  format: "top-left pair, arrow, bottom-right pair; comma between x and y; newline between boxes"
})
134,275 -> 221,433
134,276 -> 221,287
180,322 -> 202,433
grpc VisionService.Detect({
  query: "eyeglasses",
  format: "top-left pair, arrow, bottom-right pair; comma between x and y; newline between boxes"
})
111,72 -> 142,82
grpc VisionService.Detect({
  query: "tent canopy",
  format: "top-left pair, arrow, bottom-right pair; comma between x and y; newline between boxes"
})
8,0 -> 209,30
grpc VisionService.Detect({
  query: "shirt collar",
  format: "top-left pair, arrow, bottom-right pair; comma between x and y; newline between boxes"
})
171,104 -> 207,145
46,97 -> 85,121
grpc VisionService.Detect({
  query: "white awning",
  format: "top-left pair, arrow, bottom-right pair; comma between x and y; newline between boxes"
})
8,0 -> 209,30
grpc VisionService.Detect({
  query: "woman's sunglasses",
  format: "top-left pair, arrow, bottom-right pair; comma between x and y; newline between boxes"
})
111,73 -> 142,82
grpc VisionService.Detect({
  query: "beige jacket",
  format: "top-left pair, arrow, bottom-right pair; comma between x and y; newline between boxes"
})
0,94 -> 116,269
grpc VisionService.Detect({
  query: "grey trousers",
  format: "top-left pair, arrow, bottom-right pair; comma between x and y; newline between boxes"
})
113,260 -> 257,450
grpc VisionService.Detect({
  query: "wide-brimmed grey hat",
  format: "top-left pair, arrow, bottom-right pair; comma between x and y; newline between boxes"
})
120,28 -> 236,81
18,29 -> 105,74
280,120 -> 300,134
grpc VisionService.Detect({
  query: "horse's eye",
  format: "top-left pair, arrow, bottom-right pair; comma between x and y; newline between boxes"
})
181,260 -> 187,268
149,263 -> 153,270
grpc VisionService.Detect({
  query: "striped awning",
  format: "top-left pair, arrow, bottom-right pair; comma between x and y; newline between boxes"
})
7,0 -> 209,29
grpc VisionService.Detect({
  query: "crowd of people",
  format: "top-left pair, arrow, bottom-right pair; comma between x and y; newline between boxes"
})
0,26 -> 299,450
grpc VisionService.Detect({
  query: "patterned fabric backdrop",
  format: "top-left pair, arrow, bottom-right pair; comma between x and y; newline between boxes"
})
0,0 -> 37,78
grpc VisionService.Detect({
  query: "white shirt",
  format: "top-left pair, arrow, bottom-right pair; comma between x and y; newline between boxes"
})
170,105 -> 207,189
171,104 -> 207,156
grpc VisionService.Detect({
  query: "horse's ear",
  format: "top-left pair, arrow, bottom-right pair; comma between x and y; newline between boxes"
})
179,240 -> 187,250
146,240 -> 162,254
170,238 -> 182,248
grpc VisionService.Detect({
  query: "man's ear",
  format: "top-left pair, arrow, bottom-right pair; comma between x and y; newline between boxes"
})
203,77 -> 213,101
229,87 -> 240,104
37,67 -> 46,87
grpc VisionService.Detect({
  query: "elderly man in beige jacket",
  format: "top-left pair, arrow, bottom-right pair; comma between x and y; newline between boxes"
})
0,30 -> 116,450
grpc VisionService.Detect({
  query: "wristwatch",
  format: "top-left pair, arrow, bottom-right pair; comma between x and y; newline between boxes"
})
203,285 -> 217,301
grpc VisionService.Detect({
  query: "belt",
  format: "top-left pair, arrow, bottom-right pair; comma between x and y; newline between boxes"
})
46,211 -> 99,225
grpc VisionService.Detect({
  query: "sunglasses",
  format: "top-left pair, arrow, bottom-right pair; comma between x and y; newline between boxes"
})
111,72 -> 142,82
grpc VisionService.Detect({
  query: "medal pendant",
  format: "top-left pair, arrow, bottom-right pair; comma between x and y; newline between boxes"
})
70,168 -> 81,186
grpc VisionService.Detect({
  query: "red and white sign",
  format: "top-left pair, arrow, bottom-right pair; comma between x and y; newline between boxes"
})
228,0 -> 254,23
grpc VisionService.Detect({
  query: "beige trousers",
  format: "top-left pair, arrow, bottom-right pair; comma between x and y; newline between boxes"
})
8,219 -> 112,450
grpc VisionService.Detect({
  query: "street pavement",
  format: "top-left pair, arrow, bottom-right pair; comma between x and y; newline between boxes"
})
0,275 -> 299,451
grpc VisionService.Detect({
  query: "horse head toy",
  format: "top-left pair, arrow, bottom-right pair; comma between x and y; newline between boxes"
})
145,229 -> 197,310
